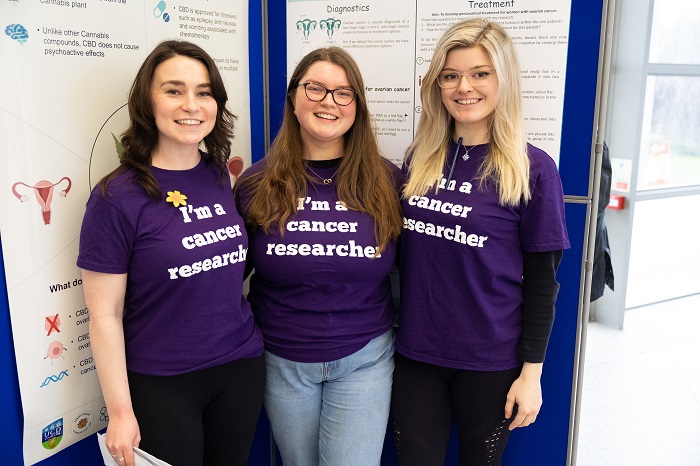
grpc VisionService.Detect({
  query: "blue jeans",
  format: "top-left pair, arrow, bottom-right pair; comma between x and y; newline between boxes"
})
264,328 -> 394,466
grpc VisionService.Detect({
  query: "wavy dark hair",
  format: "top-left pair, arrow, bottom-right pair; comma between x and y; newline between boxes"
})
235,47 -> 402,254
100,40 -> 236,197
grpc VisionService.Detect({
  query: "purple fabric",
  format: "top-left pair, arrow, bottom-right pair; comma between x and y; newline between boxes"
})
237,159 -> 398,363
77,157 -> 263,376
396,142 -> 570,371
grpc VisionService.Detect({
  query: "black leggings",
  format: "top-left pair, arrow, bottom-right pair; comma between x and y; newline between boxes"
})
391,353 -> 521,466
128,355 -> 265,466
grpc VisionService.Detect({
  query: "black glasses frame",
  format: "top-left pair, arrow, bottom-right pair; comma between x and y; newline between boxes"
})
297,83 -> 356,106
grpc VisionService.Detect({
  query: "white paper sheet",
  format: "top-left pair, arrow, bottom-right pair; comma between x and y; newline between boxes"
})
97,432 -> 173,466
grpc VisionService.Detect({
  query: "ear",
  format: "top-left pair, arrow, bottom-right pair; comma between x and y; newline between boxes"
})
289,89 -> 297,110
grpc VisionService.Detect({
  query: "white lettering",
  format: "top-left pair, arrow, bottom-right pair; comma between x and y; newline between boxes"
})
402,217 -> 488,248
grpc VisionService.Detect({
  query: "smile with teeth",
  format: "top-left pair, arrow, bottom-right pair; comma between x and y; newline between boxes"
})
315,112 -> 338,120
176,119 -> 202,126
456,98 -> 481,105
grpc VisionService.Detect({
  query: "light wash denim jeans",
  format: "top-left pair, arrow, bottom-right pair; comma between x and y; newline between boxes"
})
264,328 -> 394,466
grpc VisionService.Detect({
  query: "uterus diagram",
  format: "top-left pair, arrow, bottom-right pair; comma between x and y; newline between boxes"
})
296,18 -> 341,40
319,18 -> 341,39
297,19 -> 318,40
12,177 -> 72,225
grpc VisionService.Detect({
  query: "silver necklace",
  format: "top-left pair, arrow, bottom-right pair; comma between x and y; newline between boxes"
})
307,165 -> 339,184
462,144 -> 479,161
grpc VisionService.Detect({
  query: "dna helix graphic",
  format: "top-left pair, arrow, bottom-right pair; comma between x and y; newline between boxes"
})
40,370 -> 69,388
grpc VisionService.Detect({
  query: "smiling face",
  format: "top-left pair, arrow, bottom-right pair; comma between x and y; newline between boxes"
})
293,61 -> 356,157
150,55 -> 217,157
440,45 -> 498,141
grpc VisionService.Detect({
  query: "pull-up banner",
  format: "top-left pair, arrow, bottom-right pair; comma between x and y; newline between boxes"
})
286,0 -> 571,166
0,2 -> 251,463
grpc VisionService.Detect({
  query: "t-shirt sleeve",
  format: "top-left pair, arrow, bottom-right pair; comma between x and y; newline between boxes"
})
520,150 -> 571,252
384,157 -> 403,193
76,193 -> 134,274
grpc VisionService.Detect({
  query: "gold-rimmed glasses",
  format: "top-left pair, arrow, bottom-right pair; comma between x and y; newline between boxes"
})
437,67 -> 496,89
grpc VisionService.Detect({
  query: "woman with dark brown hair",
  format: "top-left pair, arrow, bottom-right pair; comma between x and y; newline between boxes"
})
235,46 -> 401,465
78,40 -> 264,466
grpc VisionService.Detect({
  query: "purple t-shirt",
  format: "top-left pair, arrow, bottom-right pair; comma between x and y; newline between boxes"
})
397,142 -> 570,371
77,157 -> 263,376
237,159 -> 398,363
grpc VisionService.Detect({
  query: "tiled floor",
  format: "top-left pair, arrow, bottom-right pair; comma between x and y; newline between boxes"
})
576,294 -> 700,465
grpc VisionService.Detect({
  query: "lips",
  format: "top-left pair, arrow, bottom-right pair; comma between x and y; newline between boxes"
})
175,119 -> 203,126
455,98 -> 481,105
314,112 -> 338,120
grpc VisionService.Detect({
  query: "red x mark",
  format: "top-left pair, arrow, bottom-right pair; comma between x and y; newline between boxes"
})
45,314 -> 60,336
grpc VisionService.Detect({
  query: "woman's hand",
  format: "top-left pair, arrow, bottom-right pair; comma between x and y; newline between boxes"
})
105,412 -> 141,466
504,362 -> 543,430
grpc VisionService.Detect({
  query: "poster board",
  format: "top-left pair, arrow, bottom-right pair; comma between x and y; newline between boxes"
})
285,0 -> 572,166
0,2 -> 251,463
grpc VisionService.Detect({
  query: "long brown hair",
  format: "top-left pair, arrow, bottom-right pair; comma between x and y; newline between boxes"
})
100,40 -> 236,198
236,47 -> 401,253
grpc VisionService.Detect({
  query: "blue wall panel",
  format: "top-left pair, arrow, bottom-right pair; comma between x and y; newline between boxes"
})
249,0 -> 267,162
503,202 -> 587,465
266,0 -> 288,147
0,244 -> 24,465
559,0 -> 605,197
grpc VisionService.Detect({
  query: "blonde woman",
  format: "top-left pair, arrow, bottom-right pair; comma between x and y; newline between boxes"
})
393,19 -> 570,465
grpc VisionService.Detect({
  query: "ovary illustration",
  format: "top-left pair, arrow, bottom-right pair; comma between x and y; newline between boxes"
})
12,177 -> 72,225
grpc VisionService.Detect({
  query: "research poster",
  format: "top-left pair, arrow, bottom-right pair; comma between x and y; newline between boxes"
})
0,1 -> 249,464
286,0 -> 571,166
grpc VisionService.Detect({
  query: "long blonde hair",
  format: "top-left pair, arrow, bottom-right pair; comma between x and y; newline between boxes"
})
404,18 -> 530,206
235,47 -> 401,253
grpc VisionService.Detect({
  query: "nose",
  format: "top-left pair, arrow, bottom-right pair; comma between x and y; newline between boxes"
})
457,74 -> 474,91
182,92 -> 199,112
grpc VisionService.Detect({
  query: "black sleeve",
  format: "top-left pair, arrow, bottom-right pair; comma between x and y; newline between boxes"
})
517,250 -> 563,363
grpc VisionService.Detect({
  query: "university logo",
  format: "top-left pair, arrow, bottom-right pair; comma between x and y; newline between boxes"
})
41,418 -> 63,450
71,411 -> 93,436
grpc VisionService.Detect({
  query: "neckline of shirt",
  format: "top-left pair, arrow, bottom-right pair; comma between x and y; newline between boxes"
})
306,157 -> 342,169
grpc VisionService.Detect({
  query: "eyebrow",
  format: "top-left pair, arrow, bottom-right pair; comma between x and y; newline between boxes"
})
441,65 -> 493,71
159,80 -> 212,88
304,79 -> 353,89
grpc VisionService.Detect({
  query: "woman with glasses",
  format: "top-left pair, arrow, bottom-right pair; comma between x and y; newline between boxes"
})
392,19 -> 570,465
235,47 -> 401,465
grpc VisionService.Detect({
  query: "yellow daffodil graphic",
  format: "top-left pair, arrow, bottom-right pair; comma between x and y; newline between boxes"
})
166,190 -> 187,207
